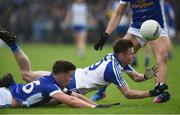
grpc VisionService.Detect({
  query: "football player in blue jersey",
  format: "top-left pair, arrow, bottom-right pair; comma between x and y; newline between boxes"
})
94,0 -> 171,103
0,28 -> 169,105
0,60 -> 101,108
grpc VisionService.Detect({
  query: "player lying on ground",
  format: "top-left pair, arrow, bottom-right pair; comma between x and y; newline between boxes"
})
0,28 -> 170,105
94,0 -> 171,103
0,60 -> 104,108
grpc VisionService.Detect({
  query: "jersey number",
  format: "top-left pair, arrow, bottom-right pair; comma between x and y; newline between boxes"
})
89,60 -> 103,70
22,81 -> 40,94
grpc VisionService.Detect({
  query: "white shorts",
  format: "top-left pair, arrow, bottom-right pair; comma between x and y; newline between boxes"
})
127,27 -> 169,46
0,87 -> 13,108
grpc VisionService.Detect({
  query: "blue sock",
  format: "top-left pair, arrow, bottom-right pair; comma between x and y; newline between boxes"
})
168,52 -> 173,60
96,86 -> 107,95
145,57 -> 150,67
8,43 -> 20,52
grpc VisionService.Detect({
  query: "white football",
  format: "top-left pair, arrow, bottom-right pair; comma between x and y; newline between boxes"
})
140,20 -> 161,41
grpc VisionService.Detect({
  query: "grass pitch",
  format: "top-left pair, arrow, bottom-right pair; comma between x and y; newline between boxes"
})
0,43 -> 180,114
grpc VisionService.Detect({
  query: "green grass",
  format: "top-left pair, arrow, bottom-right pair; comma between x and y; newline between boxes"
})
0,43 -> 180,114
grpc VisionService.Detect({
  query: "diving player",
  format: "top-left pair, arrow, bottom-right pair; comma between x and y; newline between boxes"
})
0,28 -> 169,104
94,0 -> 171,103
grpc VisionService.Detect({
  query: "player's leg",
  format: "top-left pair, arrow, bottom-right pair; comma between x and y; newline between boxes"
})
144,43 -> 151,67
123,33 -> 141,52
13,48 -> 50,82
149,36 -> 171,83
0,28 -> 49,82
90,86 -> 107,101
149,36 -> 171,103
74,30 -> 87,58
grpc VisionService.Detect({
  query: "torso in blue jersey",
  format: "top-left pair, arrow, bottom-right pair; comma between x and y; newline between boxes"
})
121,0 -> 167,29
9,74 -> 63,107
67,53 -> 134,94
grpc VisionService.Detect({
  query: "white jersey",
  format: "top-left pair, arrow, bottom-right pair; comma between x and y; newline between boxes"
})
67,53 -> 134,94
71,3 -> 88,26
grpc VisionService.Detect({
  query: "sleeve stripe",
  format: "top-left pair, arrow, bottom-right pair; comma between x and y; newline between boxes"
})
112,61 -> 121,86
49,90 -> 63,97
113,60 -> 127,87
124,64 -> 135,73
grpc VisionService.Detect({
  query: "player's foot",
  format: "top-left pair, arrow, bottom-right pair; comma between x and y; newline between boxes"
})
90,92 -> 106,101
153,91 -> 171,103
0,28 -> 16,45
0,73 -> 15,88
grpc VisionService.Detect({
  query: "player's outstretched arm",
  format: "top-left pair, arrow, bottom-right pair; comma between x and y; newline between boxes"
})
119,84 -> 150,99
119,83 -> 168,99
71,91 -> 98,106
52,92 -> 96,108
127,65 -> 159,82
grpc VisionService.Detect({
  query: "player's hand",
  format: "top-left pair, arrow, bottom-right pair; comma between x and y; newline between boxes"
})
144,65 -> 159,79
149,83 -> 168,97
94,33 -> 110,51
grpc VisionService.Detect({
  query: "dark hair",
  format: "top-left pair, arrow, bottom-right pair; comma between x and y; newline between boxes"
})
113,39 -> 134,54
52,60 -> 76,74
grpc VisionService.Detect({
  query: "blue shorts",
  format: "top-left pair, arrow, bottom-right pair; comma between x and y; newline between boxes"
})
72,25 -> 87,33
115,26 -> 129,35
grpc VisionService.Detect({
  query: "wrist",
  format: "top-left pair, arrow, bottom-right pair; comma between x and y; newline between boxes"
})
144,74 -> 148,80
104,32 -> 109,35
104,32 -> 110,38
149,90 -> 156,97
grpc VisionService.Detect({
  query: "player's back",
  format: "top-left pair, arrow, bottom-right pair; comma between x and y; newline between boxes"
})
74,53 -> 126,94
9,75 -> 56,107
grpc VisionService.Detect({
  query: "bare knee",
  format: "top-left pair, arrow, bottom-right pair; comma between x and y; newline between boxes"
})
21,71 -> 35,83
123,91 -> 132,99
156,50 -> 168,64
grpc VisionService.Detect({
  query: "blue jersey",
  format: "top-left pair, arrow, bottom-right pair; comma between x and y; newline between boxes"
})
67,53 -> 134,94
120,0 -> 167,29
9,74 -> 63,107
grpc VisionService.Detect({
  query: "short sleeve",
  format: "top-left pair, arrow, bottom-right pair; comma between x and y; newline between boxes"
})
124,64 -> 135,73
45,84 -> 63,97
120,0 -> 129,4
104,62 -> 127,87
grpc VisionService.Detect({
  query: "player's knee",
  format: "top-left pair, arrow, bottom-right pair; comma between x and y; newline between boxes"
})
157,51 -> 168,63
21,72 -> 32,82
123,92 -> 132,99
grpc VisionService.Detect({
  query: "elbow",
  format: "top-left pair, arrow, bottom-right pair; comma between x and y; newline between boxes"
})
133,77 -> 141,82
123,91 -> 134,99
124,93 -> 132,99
